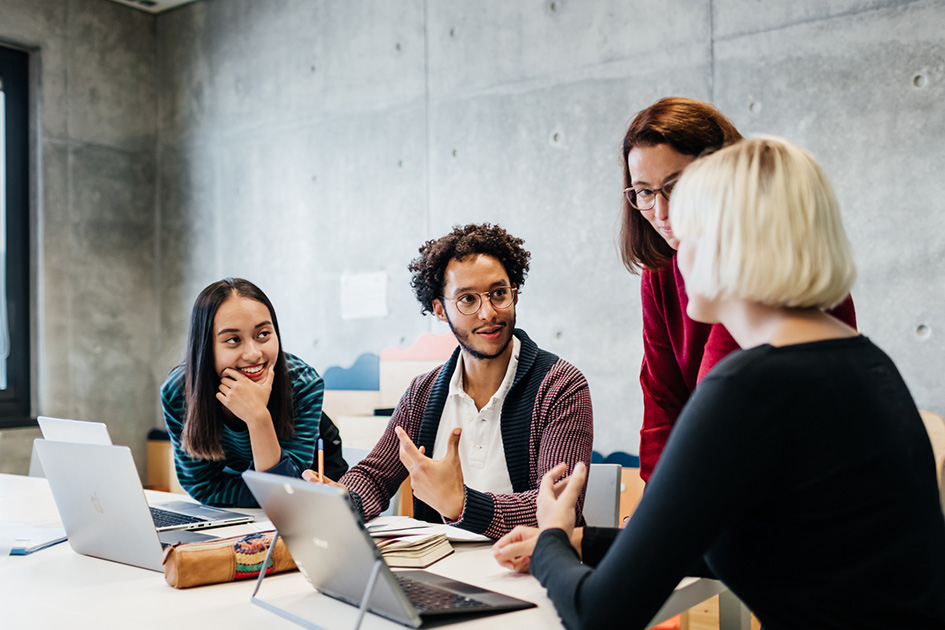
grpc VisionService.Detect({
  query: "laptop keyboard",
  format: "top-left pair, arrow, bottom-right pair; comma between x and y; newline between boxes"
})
150,507 -> 204,529
395,575 -> 489,613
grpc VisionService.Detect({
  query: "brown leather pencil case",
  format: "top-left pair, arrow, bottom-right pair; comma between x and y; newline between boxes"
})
162,530 -> 297,589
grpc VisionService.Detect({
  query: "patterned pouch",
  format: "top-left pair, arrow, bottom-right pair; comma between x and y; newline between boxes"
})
162,530 -> 297,589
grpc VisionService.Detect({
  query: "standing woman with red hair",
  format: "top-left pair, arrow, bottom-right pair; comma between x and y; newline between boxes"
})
619,97 -> 856,481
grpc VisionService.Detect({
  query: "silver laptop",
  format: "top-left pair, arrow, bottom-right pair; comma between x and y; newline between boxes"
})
38,416 -> 113,444
34,417 -> 247,528
35,440 -> 253,571
243,470 -> 535,628
29,416 -> 113,477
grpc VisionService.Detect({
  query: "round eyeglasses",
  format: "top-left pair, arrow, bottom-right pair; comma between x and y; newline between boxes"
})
624,178 -> 678,211
441,286 -> 517,316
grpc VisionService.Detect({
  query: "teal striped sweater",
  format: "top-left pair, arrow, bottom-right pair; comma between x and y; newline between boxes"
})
161,352 -> 323,507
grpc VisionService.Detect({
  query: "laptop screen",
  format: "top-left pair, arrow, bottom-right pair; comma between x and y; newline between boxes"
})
243,471 -> 422,626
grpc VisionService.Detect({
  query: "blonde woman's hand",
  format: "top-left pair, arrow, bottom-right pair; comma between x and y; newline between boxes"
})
493,524 -> 585,573
492,526 -> 540,572
536,461 -> 587,538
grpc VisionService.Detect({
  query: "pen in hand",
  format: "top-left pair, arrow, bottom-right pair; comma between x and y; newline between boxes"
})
317,438 -> 325,483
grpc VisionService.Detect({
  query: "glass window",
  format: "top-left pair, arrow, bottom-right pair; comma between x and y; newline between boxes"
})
0,45 -> 31,428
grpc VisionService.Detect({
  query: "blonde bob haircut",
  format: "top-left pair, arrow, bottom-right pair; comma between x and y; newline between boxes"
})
670,136 -> 856,309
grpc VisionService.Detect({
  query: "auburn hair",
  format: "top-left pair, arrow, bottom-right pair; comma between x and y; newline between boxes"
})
619,97 -> 743,273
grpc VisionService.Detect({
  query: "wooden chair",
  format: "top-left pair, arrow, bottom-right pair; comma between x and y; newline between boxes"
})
919,410 -> 945,515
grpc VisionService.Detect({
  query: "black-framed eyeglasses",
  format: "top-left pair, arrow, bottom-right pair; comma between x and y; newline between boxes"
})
441,286 -> 517,316
624,178 -> 678,211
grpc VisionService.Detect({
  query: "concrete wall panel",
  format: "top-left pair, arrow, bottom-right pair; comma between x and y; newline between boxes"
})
426,0 -> 711,95
0,0 -> 69,137
68,0 -> 155,150
1,0 -> 943,474
713,0 -> 945,414
713,0 -> 914,39
157,0 -> 425,147
211,109 -> 429,369
426,46 -> 713,447
156,146 -> 219,377
156,104 -> 431,385
68,143 -> 157,452
0,0 -> 65,39
38,139 -> 71,418
0,0 -> 156,474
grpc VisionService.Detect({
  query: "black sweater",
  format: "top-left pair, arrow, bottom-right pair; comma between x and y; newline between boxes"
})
532,336 -> 945,630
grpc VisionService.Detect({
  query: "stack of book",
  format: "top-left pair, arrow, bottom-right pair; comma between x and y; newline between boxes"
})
374,532 -> 454,568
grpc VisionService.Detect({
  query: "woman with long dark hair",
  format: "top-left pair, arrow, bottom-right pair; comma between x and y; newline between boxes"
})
161,278 -> 324,507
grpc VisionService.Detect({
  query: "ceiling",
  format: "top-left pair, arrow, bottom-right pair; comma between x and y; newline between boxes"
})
105,0 -> 200,14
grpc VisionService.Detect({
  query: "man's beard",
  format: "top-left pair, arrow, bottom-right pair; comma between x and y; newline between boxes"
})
443,309 -> 515,361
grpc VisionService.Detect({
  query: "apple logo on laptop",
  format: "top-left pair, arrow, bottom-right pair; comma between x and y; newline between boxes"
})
312,537 -> 329,549
91,493 -> 104,514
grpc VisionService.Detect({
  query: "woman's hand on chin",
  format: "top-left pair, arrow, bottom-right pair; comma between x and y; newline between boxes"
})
216,364 -> 276,427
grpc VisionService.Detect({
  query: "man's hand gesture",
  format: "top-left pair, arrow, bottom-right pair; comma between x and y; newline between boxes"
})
395,426 -> 465,520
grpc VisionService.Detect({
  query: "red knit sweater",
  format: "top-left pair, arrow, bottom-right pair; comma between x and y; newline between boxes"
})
639,253 -> 857,482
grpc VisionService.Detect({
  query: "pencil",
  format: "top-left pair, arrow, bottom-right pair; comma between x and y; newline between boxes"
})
317,438 -> 325,483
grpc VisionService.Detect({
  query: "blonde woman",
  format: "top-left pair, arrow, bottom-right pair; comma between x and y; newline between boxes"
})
495,137 -> 945,629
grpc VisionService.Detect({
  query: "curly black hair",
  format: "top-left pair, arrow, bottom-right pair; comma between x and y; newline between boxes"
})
408,223 -> 531,315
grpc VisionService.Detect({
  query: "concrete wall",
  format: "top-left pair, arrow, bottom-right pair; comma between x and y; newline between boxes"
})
712,0 -> 945,415
0,0 -> 157,473
155,0 -> 945,456
1,0 -> 943,473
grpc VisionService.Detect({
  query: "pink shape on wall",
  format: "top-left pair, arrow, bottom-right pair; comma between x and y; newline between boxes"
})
380,332 -> 458,362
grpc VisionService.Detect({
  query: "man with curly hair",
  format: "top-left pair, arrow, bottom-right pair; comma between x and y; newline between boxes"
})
305,223 -> 593,539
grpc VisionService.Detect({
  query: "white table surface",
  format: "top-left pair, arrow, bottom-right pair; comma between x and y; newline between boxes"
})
0,473 -> 728,629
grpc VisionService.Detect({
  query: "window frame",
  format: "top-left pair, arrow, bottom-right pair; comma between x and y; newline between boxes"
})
0,44 -> 32,428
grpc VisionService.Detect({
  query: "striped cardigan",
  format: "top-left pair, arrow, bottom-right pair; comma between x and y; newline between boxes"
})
341,329 -> 593,539
162,352 -> 324,507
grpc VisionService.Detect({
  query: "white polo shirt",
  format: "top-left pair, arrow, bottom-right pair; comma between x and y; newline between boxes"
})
431,336 -> 520,496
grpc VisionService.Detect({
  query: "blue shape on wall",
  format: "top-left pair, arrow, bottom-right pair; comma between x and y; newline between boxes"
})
322,353 -> 380,391
603,451 -> 640,468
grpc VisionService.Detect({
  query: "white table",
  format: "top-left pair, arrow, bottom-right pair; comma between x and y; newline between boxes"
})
0,473 -> 734,629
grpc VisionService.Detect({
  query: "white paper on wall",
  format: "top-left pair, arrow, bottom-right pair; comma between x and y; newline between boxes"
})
340,271 -> 388,320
